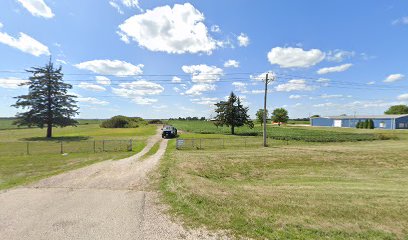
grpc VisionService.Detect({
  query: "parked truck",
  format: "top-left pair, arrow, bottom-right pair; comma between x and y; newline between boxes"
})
161,125 -> 178,138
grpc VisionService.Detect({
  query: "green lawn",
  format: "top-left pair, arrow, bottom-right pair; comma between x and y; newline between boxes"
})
0,123 -> 157,190
158,139 -> 408,239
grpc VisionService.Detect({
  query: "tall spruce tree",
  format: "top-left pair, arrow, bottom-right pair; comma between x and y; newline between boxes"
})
214,92 -> 253,135
12,59 -> 79,138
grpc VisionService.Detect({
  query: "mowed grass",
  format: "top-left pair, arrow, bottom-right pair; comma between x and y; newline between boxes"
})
168,120 -> 395,142
0,122 -> 157,190
159,139 -> 408,239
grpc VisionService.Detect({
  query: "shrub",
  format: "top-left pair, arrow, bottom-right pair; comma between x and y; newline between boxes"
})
148,119 -> 164,124
100,115 -> 147,128
356,121 -> 361,128
368,119 -> 374,129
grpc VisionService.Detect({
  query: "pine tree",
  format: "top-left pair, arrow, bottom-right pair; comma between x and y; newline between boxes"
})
356,121 -> 361,128
12,59 -> 79,138
214,92 -> 254,135
368,119 -> 375,129
363,119 -> 369,129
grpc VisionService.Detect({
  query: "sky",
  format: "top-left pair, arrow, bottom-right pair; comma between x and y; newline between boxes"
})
0,0 -> 408,119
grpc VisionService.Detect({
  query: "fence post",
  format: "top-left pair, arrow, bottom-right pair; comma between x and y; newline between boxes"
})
102,140 -> 105,152
60,141 -> 63,154
93,140 -> 96,153
26,142 -> 30,155
128,139 -> 133,151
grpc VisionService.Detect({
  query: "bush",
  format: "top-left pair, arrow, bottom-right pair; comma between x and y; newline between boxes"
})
356,121 -> 361,128
369,119 -> 374,129
148,119 -> 164,124
100,116 -> 147,128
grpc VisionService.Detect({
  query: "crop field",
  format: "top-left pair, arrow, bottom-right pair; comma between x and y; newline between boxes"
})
0,120 -> 157,190
168,120 -> 396,142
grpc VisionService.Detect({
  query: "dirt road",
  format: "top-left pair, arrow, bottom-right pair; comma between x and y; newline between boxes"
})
0,128 -> 225,240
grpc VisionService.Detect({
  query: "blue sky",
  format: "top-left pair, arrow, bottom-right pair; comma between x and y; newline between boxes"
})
1,0 -> 408,119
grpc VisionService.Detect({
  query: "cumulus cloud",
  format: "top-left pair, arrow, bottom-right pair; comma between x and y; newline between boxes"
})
118,3 -> 218,54
74,60 -> 143,76
275,79 -> 315,92
77,96 -> 109,105
224,59 -> 239,68
317,63 -> 352,75
232,82 -> 248,93
191,97 -> 219,105
78,82 -> 106,92
172,76 -> 181,83
112,80 -> 164,105
250,71 -> 275,81
0,22 -> 3,29
182,64 -> 223,84
384,74 -> 404,83
56,59 -> 67,65
267,47 -> 325,68
237,33 -> 249,47
397,93 -> 408,101
185,83 -> 215,96
320,94 -> 344,99
211,25 -> 221,33
0,77 -> 28,89
0,31 -> 50,56
17,0 -> 54,18
326,50 -> 355,62
109,0 -> 143,14
95,76 -> 111,85
289,94 -> 302,99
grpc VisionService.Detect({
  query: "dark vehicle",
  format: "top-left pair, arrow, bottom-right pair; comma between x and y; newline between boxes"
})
162,125 -> 178,138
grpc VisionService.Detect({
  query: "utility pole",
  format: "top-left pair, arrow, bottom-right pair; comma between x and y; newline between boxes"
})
263,72 -> 275,147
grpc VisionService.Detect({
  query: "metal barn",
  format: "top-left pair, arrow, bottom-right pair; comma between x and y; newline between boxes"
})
311,114 -> 408,130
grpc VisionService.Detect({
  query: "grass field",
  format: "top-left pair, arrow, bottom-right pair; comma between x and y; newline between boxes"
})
0,120 -> 157,190
155,121 -> 408,239
0,118 -> 104,130
159,139 -> 408,239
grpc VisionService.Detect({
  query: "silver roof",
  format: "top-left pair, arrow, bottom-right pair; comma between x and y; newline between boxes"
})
315,114 -> 408,119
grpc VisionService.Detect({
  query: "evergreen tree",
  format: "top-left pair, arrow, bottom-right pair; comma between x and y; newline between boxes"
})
363,119 -> 369,129
368,119 -> 375,129
271,108 -> 289,126
356,121 -> 361,128
256,109 -> 268,126
214,92 -> 253,135
12,60 -> 79,138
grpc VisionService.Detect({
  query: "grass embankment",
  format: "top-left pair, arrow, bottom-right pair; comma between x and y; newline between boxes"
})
0,122 -> 157,190
168,120 -> 396,142
159,139 -> 408,239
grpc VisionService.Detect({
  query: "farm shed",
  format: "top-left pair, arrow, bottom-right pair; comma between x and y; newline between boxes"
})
311,114 -> 408,129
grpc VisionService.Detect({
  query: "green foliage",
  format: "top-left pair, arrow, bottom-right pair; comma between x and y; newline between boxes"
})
384,105 -> 408,114
213,92 -> 254,134
271,108 -> 289,126
100,115 -> 147,128
311,114 -> 320,118
12,60 -> 79,138
364,119 -> 369,129
256,109 -> 268,126
148,119 -> 164,124
356,121 -> 361,129
368,119 -> 374,129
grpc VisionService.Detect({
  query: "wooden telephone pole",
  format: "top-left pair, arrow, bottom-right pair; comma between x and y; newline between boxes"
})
263,72 -> 275,147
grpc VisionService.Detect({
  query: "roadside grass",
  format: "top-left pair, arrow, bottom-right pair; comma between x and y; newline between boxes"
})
141,141 -> 161,160
158,140 -> 408,239
0,118 -> 103,130
0,151 -> 132,190
168,120 -> 399,142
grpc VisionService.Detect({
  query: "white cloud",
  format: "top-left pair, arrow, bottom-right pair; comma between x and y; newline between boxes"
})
182,64 -> 223,83
185,83 -> 215,96
232,82 -> 248,93
237,33 -> 249,47
384,74 -> 404,83
326,50 -> 355,62
95,76 -> 111,85
397,93 -> 408,101
0,31 -> 50,56
392,16 -> 408,25
289,94 -> 302,99
173,87 -> 180,92
56,59 -> 67,65
17,0 -> 54,18
118,3 -> 218,54
367,81 -> 375,85
110,0 -> 143,14
74,60 -> 143,76
0,77 -> 28,89
112,80 -> 164,105
211,25 -> 221,33
320,94 -> 344,99
224,59 -> 239,68
317,63 -> 353,75
250,71 -> 275,81
191,97 -> 219,105
130,96 -> 158,105
77,96 -> 109,105
275,79 -> 315,92
78,82 -> 106,92
267,47 -> 325,68
313,102 -> 337,108
0,22 -> 3,29
172,76 -> 181,83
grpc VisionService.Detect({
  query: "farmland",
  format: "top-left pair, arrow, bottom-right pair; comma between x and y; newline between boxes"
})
0,120 -> 156,190
157,121 -> 408,239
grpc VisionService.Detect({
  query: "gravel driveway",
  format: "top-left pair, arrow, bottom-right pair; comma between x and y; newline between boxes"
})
0,128 -> 227,240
